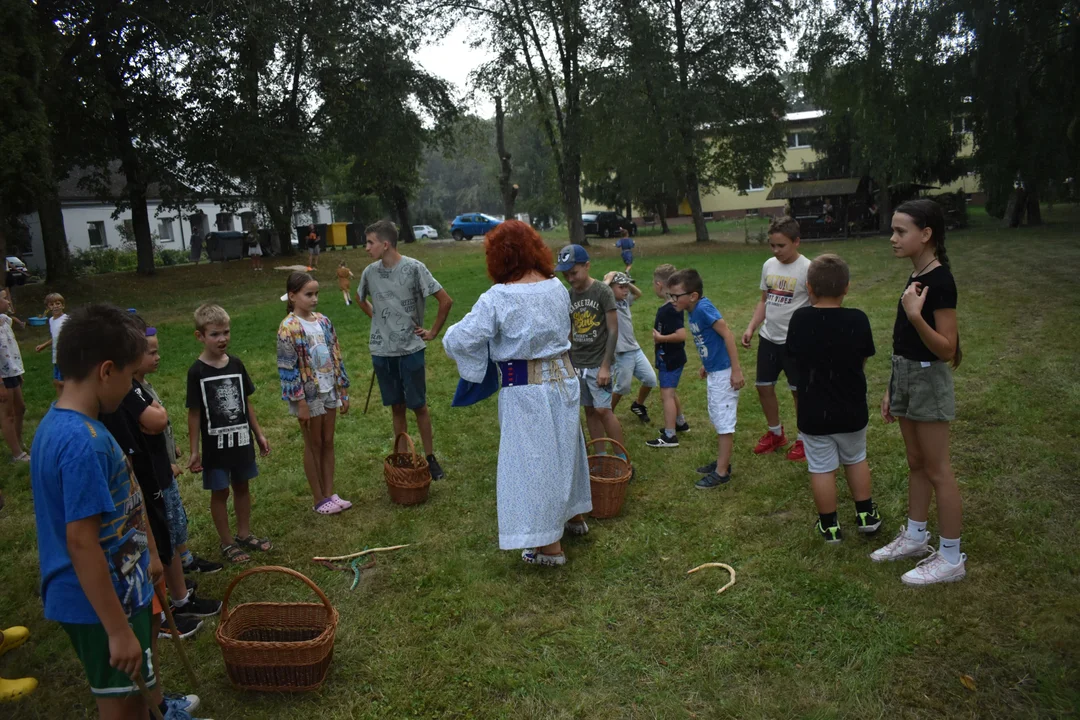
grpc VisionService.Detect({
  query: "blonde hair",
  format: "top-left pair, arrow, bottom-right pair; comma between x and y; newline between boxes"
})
653,263 -> 677,283
44,292 -> 65,306
194,303 -> 230,332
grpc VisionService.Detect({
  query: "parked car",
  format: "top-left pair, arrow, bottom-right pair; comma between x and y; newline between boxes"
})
413,225 -> 439,240
450,213 -> 502,241
582,211 -> 637,238
4,257 -> 30,286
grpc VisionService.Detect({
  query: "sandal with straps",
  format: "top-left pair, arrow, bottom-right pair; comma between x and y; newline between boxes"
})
234,534 -> 273,552
220,543 -> 250,564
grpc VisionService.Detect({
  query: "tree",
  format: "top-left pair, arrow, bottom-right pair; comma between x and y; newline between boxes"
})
494,95 -> 519,219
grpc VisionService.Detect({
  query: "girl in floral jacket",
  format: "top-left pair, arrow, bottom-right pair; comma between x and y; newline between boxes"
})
278,272 -> 352,514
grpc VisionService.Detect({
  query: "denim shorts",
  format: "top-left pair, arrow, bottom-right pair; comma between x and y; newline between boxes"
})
202,461 -> 259,491
161,479 -> 189,548
288,388 -> 340,417
577,367 -> 612,409
373,350 -> 427,410
53,364 -> 63,381
656,359 -> 684,389
612,348 -> 657,395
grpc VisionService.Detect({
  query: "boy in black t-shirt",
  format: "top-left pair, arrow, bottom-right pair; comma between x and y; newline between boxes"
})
646,264 -> 691,448
786,254 -> 882,544
186,304 -> 271,565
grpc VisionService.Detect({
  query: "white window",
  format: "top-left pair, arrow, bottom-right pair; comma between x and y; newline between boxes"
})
158,219 -> 175,243
216,213 -> 234,231
87,221 -> 107,247
746,178 -> 766,192
787,132 -> 811,149
952,116 -> 970,135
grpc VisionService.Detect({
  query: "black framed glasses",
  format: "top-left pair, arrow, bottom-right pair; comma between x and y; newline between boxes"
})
667,292 -> 691,301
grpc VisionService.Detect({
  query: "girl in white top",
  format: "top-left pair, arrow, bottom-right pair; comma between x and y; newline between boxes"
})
35,292 -> 68,397
0,288 -> 28,462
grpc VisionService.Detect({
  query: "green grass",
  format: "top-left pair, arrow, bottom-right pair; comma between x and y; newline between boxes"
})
3,206 -> 1080,718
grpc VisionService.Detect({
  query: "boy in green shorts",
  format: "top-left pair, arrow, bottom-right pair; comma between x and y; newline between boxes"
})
30,305 -> 206,719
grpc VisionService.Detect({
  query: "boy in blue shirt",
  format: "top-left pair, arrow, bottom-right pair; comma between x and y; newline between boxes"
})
30,305 -> 165,718
667,269 -> 745,488
614,229 -> 635,275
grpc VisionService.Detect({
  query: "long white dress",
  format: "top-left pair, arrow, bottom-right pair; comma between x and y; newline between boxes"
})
444,277 -> 592,549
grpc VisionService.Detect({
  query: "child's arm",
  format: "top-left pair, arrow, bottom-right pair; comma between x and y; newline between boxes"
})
136,402 -> 169,435
653,327 -> 688,343
67,517 -> 144,677
247,401 -> 271,456
35,338 -> 52,353
597,308 -> 619,388
901,285 -> 959,362
416,289 -> 454,341
741,291 -> 767,348
628,284 -> 643,301
713,318 -> 745,389
187,408 -> 202,472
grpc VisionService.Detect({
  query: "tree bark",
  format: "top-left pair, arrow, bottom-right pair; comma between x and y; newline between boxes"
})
672,0 -> 709,242
394,187 -> 415,243
106,61 -> 155,275
495,95 -> 516,220
1004,188 -> 1025,227
37,184 -> 73,282
1024,188 -> 1042,225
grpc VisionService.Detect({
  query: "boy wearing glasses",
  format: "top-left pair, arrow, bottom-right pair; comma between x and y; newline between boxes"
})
666,269 -> 745,489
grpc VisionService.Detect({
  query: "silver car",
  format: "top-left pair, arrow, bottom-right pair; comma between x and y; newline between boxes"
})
412,225 -> 438,240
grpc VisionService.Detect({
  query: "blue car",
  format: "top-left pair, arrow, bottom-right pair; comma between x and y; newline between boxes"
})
450,213 -> 502,241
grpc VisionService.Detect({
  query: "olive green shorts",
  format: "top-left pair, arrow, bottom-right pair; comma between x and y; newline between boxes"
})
61,606 -> 157,697
888,355 -> 955,422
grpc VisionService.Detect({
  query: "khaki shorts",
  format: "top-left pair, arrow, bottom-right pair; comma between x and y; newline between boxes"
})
889,355 -> 955,422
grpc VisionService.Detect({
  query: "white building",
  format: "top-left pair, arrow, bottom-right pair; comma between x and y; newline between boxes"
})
21,168 -> 333,272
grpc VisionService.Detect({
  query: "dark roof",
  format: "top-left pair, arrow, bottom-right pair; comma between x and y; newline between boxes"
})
767,177 -> 865,200
57,162 -> 174,202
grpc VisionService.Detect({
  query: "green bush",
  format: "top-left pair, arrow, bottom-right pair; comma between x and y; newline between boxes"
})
158,249 -> 188,266
72,246 -> 191,275
412,208 -> 450,239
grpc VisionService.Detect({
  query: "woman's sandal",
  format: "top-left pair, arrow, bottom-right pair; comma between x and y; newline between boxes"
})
521,548 -> 566,567
564,519 -> 589,536
221,543 -> 251,564
234,534 -> 273,552
314,498 -> 342,515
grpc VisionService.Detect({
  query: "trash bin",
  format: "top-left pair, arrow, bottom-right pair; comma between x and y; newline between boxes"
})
327,222 -> 348,248
346,223 -> 363,247
206,231 -> 246,261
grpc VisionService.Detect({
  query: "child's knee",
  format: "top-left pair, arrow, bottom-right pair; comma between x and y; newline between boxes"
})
211,488 -> 231,502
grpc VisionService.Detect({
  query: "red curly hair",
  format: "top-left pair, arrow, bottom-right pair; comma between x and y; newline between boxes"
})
484,220 -> 555,283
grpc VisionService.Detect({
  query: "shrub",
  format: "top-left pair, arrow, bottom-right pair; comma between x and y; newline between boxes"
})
72,246 -> 191,275
412,208 -> 450,239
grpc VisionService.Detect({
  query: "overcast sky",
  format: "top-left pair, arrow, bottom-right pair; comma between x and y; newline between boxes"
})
414,25 -> 496,118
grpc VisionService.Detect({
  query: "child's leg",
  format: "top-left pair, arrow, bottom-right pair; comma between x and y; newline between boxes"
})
164,554 -> 187,603
810,470 -> 839,513
756,383 -> 781,427
0,392 -> 21,457
12,385 -> 25,452
610,392 -> 622,409
633,352 -> 656,405
583,406 -> 605,444
842,459 -> 872,503
320,408 -> 338,497
391,403 -> 408,440
413,404 -> 434,456
635,384 -> 652,405
96,696 -> 147,720
715,433 -> 734,471
210,488 -> 233,546
912,421 -> 962,539
232,480 -> 252,540
301,416 -> 327,504
661,387 -> 677,431
899,418 -> 932,524
595,408 -> 625,448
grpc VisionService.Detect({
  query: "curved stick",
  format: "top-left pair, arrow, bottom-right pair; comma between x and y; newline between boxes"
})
687,562 -> 736,595
312,543 -> 412,562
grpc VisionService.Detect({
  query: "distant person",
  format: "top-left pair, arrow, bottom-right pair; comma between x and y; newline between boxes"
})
646,263 -> 691,448
246,231 -> 263,271
614,229 -> 635,276
306,224 -> 320,269
190,228 -> 204,265
740,216 -> 811,462
35,292 -> 69,398
603,271 -> 656,422
0,288 -> 28,463
336,260 -> 354,306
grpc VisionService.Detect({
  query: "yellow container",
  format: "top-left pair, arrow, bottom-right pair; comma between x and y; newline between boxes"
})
326,222 -> 348,247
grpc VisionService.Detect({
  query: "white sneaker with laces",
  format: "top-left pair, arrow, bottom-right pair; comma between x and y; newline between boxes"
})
869,528 -> 931,563
901,551 -> 967,586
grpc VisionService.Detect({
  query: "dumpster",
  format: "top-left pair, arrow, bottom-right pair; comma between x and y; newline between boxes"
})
206,231 -> 246,261
327,222 -> 348,248
295,224 -> 326,251
346,223 -> 364,247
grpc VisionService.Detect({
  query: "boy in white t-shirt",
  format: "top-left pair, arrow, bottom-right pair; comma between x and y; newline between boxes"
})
740,216 -> 811,461
35,293 -> 69,398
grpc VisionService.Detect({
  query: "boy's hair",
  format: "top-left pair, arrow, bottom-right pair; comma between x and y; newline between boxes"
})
807,254 -> 850,298
44,292 -> 65,306
365,220 -> 398,248
56,304 -> 147,381
339,260 -> 348,266
767,215 -> 801,242
653,263 -> 677,284
667,268 -> 704,297
194,303 -> 230,333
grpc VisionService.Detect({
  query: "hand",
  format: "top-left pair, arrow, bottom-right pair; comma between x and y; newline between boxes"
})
652,328 -> 662,343
107,627 -> 143,679
730,368 -> 745,390
881,390 -> 894,424
339,398 -> 350,415
14,317 -> 25,330
901,282 -> 928,319
698,366 -> 707,380
188,453 -> 202,473
414,327 -> 436,341
297,400 -> 311,426
741,329 -> 753,349
175,446 -> 182,460
257,434 -> 271,456
148,554 -> 164,585
35,342 -> 48,353
596,365 -> 612,389
170,463 -> 182,478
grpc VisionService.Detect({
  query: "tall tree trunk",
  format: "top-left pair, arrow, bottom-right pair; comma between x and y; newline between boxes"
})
495,95 -> 516,220
37,184 -> 73,282
394,187 -> 415,243
561,155 -> 586,246
877,180 -> 893,230
1004,188 -> 1025,227
672,0 -> 709,242
106,62 -> 155,275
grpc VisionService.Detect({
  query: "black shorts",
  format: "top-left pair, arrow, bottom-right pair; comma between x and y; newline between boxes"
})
755,337 -> 799,391
2,375 -> 23,390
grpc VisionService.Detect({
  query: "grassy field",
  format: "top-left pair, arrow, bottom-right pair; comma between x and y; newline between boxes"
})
2,207 -> 1079,719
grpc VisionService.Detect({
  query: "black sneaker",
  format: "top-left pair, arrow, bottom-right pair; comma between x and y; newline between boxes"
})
817,519 -> 843,544
172,592 -> 222,619
184,576 -> 198,594
630,402 -> 650,424
183,555 -> 223,574
695,461 -> 732,476
158,613 -> 203,640
427,454 -> 446,481
855,503 -> 883,534
675,421 -> 691,432
645,432 -> 679,448
695,471 -> 730,489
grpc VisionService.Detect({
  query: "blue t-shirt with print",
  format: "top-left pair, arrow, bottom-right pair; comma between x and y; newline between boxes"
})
31,407 -> 153,624
688,297 -> 731,372
616,237 -> 635,252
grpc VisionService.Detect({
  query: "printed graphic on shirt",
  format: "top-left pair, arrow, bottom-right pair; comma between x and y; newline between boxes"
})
571,300 -> 603,342
689,319 -> 710,359
199,374 -> 251,450
105,455 -> 151,610
764,273 -> 799,307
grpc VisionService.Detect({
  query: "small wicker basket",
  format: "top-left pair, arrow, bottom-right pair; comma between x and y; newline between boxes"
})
384,432 -> 431,506
586,438 -> 632,519
215,566 -> 338,692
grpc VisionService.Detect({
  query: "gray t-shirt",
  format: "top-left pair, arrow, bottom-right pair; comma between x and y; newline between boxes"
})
759,254 -> 811,344
358,256 -> 443,357
614,295 -> 640,353
569,279 -> 617,369
138,379 -> 176,462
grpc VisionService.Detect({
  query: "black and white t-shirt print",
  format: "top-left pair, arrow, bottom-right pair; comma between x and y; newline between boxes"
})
186,356 -> 257,469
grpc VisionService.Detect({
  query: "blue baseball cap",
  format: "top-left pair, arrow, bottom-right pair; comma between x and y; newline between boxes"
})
555,244 -> 590,272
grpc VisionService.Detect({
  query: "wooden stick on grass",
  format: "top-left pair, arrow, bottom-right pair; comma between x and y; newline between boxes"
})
687,562 -> 736,595
155,584 -> 198,687
313,543 -> 412,562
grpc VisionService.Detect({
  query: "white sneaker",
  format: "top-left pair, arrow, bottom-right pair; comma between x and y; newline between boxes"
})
869,528 -> 931,563
901,551 -> 967,586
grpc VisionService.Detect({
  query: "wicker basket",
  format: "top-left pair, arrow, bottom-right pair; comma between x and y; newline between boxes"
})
384,432 -> 431,506
215,566 -> 338,692
587,438 -> 632,519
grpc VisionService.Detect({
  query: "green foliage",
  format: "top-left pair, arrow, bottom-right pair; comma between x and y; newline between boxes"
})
71,246 -> 191,275
411,208 -> 450,238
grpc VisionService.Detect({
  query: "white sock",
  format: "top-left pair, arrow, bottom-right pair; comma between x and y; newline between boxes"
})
905,518 -> 929,541
664,428 -> 676,438
676,414 -> 686,425
172,589 -> 191,607
769,424 -> 783,436
938,536 -> 962,564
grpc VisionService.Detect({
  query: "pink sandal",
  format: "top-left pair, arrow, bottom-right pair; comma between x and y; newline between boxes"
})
330,494 -> 352,510
314,498 -> 342,515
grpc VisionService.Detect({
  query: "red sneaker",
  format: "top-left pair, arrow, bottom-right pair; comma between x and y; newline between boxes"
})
753,428 -> 788,454
785,439 -> 806,462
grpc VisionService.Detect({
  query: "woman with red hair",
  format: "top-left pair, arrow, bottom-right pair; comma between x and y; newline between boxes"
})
444,220 -> 591,567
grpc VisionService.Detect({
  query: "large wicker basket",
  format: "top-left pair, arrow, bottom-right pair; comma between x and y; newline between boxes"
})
215,566 -> 338,692
384,432 -> 431,506
587,438 -> 632,519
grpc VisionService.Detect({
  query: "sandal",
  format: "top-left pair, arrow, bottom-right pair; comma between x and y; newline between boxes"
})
521,548 -> 566,567
234,534 -> 273,552
330,493 -> 352,510
10,452 -> 29,464
220,543 -> 250,564
564,519 -> 589,536
314,498 -> 342,515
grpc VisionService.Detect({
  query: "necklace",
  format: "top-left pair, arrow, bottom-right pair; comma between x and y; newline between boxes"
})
913,256 -> 937,278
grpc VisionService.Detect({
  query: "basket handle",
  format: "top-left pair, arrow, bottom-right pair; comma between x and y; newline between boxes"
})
393,432 -> 421,464
585,437 -> 630,462
220,565 -> 334,625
